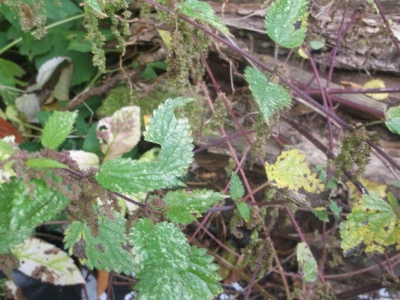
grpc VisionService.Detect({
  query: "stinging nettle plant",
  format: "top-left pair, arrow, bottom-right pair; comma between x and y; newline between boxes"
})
1,0 -> 400,298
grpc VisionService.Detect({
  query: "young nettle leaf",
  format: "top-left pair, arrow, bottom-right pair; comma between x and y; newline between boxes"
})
230,172 -> 245,201
129,218 -> 222,299
329,201 -> 342,220
0,177 -> 69,254
385,105 -> 400,134
265,0 -> 309,49
163,189 -> 227,225
237,202 -> 251,223
296,242 -> 317,282
41,111 -> 78,149
0,138 -> 14,156
265,149 -> 325,194
96,97 -> 195,194
26,158 -> 68,169
96,106 -> 141,161
312,208 -> 328,222
12,237 -> 85,285
244,67 -> 291,126
178,0 -> 231,36
64,208 -> 134,274
340,192 -> 400,256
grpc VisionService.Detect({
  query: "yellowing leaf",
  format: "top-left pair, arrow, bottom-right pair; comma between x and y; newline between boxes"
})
97,106 -> 141,161
363,79 -> 388,101
345,178 -> 386,207
297,48 -> 309,59
265,149 -> 325,194
340,192 -> 400,256
12,237 -> 85,285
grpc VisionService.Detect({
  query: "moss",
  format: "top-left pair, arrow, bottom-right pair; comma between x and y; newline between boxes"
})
97,85 -> 134,117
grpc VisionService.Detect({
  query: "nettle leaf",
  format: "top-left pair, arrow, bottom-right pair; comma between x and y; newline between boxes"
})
230,172 -> 244,201
129,218 -> 222,299
64,208 -> 134,274
265,149 -> 325,194
244,67 -> 291,126
237,202 -> 251,223
85,0 -> 107,18
385,105 -> 400,134
163,190 -> 227,225
265,0 -> 309,48
312,208 -> 328,222
178,0 -> 231,35
96,106 -> 141,161
0,138 -> 14,156
340,192 -> 400,256
96,97 -> 195,194
41,111 -> 78,149
12,237 -> 85,285
0,177 -> 69,254
296,242 -> 317,282
26,158 -> 68,170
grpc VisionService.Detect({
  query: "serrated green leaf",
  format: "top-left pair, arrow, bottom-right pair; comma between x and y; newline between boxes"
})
244,67 -> 291,126
237,202 -> 251,223
129,219 -> 222,299
385,105 -> 400,134
265,0 -> 309,48
310,40 -> 324,50
296,242 -> 317,282
340,192 -> 400,256
230,172 -> 244,201
164,190 -> 227,225
85,0 -> 107,18
26,158 -> 68,170
178,0 -> 230,35
64,207 -> 134,274
0,139 -> 14,156
41,111 -> 78,149
12,237 -> 85,285
96,97 -> 195,194
0,177 -> 69,254
329,201 -> 342,220
312,208 -> 328,222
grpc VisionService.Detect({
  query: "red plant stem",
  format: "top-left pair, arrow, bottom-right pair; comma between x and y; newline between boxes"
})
305,49 -> 334,152
194,221 -> 241,258
373,0 -> 400,53
144,0 -> 400,172
244,238 -> 269,300
305,87 -> 400,95
326,0 -> 349,89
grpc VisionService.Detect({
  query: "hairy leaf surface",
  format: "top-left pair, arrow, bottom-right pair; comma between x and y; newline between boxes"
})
163,190 -> 227,225
265,0 -> 308,48
41,111 -> 78,149
340,192 -> 400,256
64,208 -> 134,274
0,177 -> 69,254
96,97 -> 194,194
12,237 -> 85,285
179,0 -> 230,35
245,67 -> 291,126
230,172 -> 244,201
129,219 -> 222,299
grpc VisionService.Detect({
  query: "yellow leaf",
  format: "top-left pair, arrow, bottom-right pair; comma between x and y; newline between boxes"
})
265,149 -> 325,194
345,178 -> 386,207
297,48 -> 309,59
363,79 -> 388,101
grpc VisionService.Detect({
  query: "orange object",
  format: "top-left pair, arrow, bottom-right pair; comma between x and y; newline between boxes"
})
0,118 -> 24,143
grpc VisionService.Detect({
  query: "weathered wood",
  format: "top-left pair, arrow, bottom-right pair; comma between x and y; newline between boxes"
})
208,0 -> 400,74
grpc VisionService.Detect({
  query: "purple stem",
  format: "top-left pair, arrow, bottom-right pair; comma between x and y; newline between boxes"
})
373,0 -> 400,52
144,0 -> 400,172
